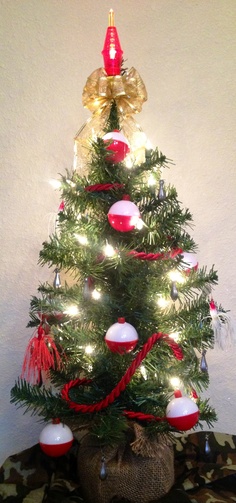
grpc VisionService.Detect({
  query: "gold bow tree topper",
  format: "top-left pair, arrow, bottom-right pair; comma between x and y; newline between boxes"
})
74,67 -> 148,171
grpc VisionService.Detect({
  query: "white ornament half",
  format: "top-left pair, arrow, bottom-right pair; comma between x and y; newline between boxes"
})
181,252 -> 198,272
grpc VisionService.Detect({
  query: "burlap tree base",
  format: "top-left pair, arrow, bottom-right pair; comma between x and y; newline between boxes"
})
77,425 -> 174,503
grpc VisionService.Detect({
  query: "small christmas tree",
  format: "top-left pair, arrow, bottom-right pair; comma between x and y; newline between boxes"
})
11,9 -> 231,503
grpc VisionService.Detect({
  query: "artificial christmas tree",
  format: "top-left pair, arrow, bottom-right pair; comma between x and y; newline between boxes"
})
11,9 -> 231,503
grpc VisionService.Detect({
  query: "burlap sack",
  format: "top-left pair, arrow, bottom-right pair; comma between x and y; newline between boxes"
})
77,424 -> 174,503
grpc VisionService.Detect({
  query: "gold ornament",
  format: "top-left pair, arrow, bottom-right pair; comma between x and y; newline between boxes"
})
82,67 -> 147,115
74,67 -> 148,172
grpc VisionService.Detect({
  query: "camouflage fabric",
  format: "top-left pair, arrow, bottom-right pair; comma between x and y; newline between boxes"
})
0,442 -> 83,503
0,432 -> 236,502
172,431 -> 236,502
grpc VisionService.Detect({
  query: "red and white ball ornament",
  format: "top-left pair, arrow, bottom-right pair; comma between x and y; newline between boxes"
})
166,390 -> 199,431
105,317 -> 139,354
103,130 -> 130,163
39,418 -> 73,457
108,195 -> 141,232
180,252 -> 198,274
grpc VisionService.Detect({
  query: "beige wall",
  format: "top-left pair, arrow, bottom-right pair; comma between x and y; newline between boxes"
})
1,0 -> 236,464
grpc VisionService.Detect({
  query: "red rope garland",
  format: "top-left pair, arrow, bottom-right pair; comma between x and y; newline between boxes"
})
61,332 -> 183,421
85,183 -> 125,192
128,248 -> 183,261
123,410 -> 163,422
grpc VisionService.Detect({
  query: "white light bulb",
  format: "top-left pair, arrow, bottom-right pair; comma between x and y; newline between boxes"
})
130,132 -> 147,164
92,289 -> 101,300
75,234 -> 88,245
135,219 -> 144,230
140,365 -> 147,380
104,243 -> 115,257
157,297 -> 169,309
64,305 -> 79,316
132,131 -> 147,149
169,332 -> 180,341
170,377 -> 181,388
124,155 -> 134,169
85,345 -> 94,355
168,270 -> 185,284
148,174 -> 156,187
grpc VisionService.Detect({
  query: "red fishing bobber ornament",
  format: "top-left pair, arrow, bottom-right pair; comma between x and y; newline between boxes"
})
180,252 -> 198,273
105,317 -> 139,354
39,418 -> 73,457
108,195 -> 141,232
103,130 -> 130,163
166,390 -> 199,431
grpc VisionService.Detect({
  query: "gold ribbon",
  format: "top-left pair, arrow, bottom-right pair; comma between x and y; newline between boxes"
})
82,67 -> 147,115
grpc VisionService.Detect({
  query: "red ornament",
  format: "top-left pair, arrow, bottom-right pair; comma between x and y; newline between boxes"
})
190,389 -> 199,400
39,418 -> 73,457
102,9 -> 123,76
105,317 -> 138,354
58,200 -> 65,212
21,325 -> 63,385
103,130 -> 129,163
166,390 -> 199,431
108,195 -> 141,232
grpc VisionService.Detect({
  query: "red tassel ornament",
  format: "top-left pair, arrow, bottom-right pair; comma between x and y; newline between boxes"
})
21,325 -> 62,385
